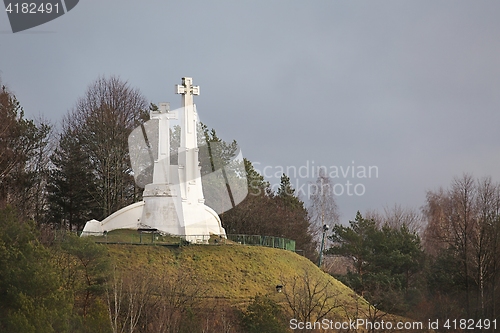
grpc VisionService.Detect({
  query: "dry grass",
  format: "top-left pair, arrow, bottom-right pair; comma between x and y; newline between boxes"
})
101,230 -> 362,308
89,229 -> 430,331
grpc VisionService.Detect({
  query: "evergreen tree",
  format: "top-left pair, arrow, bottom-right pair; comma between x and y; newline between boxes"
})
244,158 -> 269,195
219,159 -> 270,235
277,174 -> 301,208
328,211 -> 377,283
0,207 -> 71,332
56,234 -> 110,320
0,82 -> 52,220
275,174 -> 316,257
222,171 -> 316,260
242,295 -> 288,333
198,124 -> 245,214
199,123 -> 239,176
47,129 -> 98,231
328,211 -> 424,314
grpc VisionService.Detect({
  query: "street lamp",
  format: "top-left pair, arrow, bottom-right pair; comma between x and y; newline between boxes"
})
318,224 -> 329,267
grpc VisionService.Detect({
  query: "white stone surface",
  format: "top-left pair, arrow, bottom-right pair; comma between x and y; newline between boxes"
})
82,77 -> 226,241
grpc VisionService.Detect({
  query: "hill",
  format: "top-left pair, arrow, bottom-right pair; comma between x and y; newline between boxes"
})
87,230 -> 430,332
106,241 -> 358,304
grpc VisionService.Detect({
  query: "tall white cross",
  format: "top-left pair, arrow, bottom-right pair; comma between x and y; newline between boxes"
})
175,77 -> 202,198
175,77 -> 200,98
175,77 -> 199,147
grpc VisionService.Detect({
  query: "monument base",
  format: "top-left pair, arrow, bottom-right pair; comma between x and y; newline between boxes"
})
81,199 -> 226,242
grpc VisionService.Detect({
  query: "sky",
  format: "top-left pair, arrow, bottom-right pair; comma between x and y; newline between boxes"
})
1,1 -> 500,223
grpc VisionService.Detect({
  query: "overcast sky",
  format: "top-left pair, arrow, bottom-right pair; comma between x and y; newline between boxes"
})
1,1 -> 500,222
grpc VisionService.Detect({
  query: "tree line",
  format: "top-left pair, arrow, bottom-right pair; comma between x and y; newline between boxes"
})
327,174 -> 500,331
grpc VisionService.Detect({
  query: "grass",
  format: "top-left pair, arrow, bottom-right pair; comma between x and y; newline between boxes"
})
88,229 -> 188,245
89,229 -> 242,246
107,244 -> 365,309
99,230 -> 360,307
86,229 -> 430,331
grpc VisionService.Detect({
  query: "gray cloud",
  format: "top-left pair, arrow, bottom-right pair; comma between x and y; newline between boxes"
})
1,0 -> 499,221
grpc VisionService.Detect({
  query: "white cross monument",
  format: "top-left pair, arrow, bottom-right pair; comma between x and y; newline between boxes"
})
81,77 -> 226,241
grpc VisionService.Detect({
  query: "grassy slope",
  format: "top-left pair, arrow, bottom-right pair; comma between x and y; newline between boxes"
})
104,237 -> 365,312
93,231 -> 430,331
109,244 -> 356,299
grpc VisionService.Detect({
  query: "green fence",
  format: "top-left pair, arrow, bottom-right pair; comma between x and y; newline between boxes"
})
79,230 -> 296,252
226,234 -> 296,251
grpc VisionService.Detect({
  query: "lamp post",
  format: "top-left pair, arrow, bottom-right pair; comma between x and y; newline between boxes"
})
318,224 -> 329,267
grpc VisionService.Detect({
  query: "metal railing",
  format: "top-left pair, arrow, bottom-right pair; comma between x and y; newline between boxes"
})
226,234 -> 296,251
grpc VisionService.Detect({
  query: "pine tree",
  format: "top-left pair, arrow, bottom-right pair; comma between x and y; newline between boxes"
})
0,207 -> 71,332
47,129 -> 98,230
277,174 -> 302,209
328,211 -> 424,314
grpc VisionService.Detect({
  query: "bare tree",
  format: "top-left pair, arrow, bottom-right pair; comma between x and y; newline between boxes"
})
309,169 -> 340,265
106,267 -> 153,333
106,266 -> 124,333
383,204 -> 424,235
366,204 -> 424,234
26,117 -> 54,223
281,269 -> 341,327
125,274 -> 152,333
339,294 -> 392,333
422,187 -> 452,256
423,174 -> 500,318
144,271 -> 206,333
200,299 -> 244,333
449,174 -> 476,316
62,76 -> 148,220
423,175 -> 477,316
309,169 -> 340,237
471,177 -> 500,317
